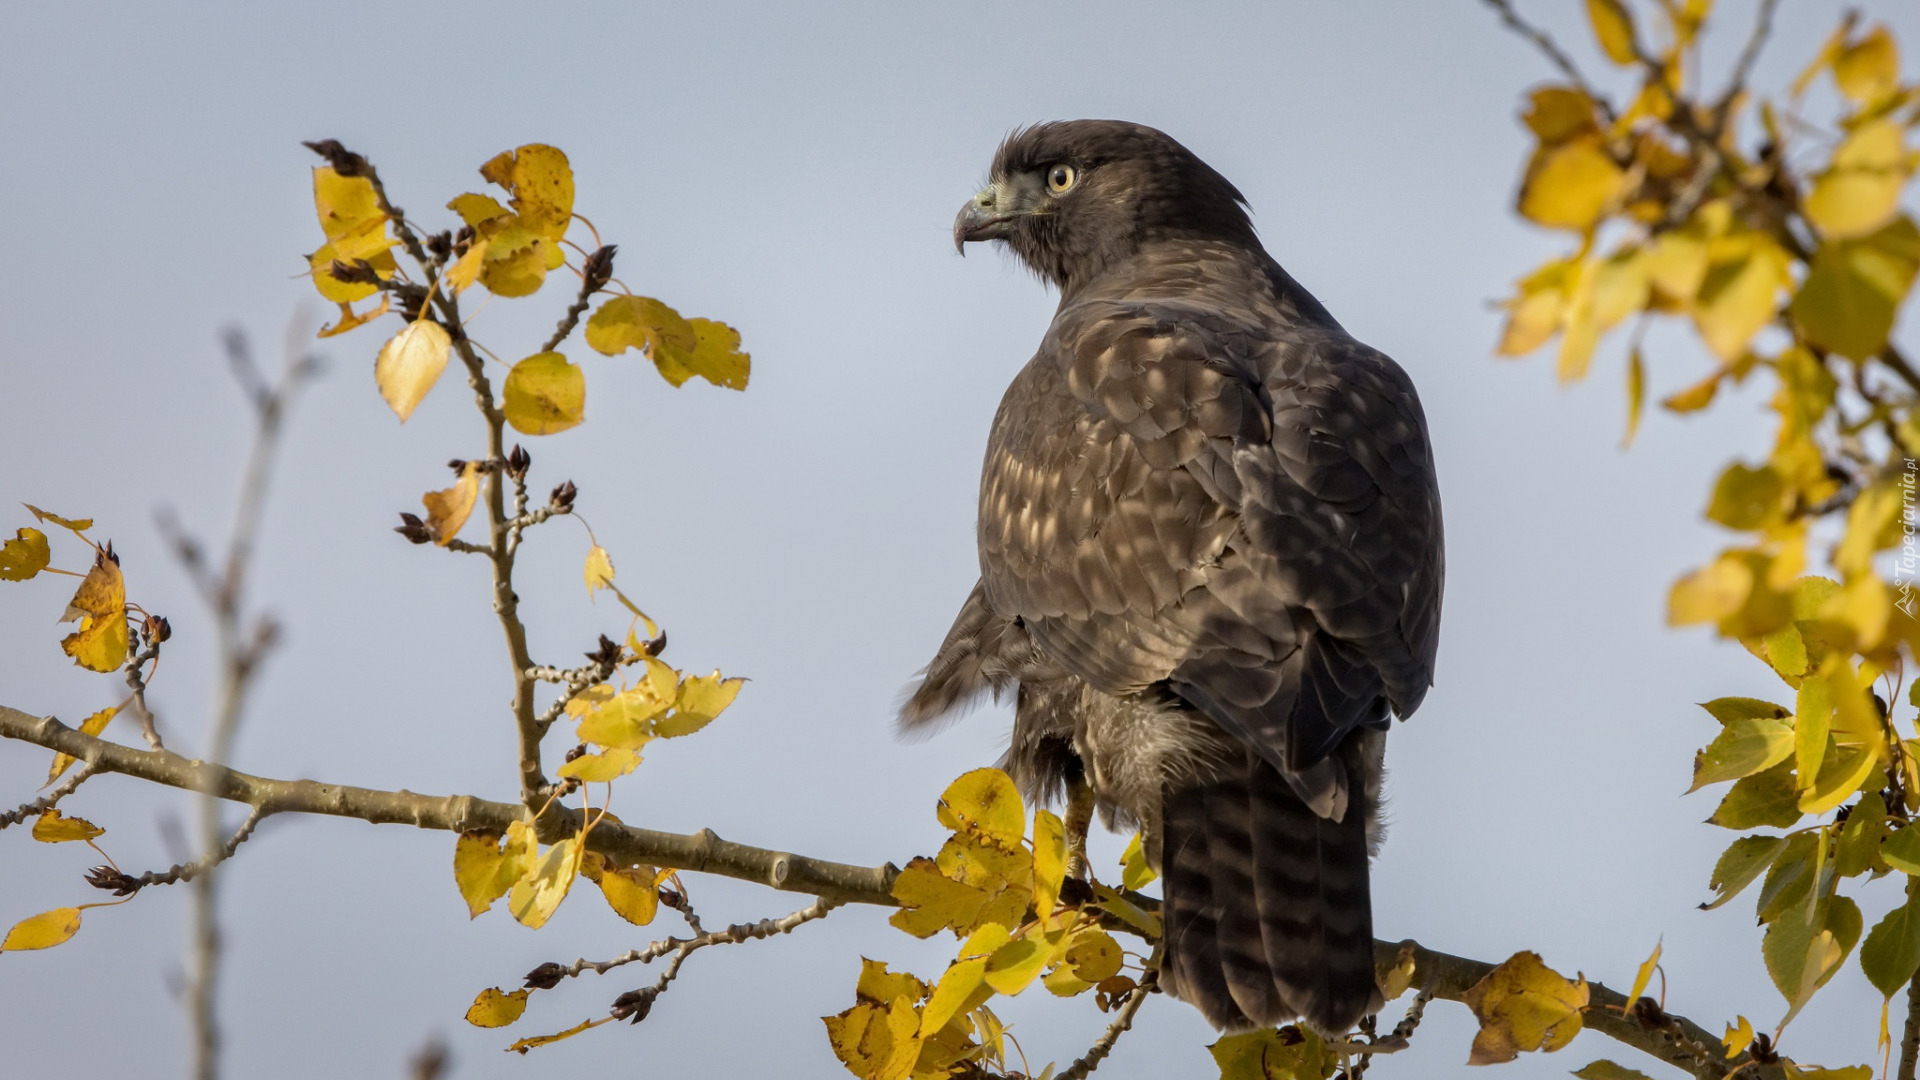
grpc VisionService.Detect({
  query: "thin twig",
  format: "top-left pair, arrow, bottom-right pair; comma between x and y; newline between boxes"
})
541,245 -> 615,354
120,639 -> 165,751
538,895 -> 841,988
1901,883 -> 1920,1080
1717,0 -> 1781,129
1056,973 -> 1153,1080
1477,0 -> 1616,121
0,763 -> 95,828
122,804 -> 272,890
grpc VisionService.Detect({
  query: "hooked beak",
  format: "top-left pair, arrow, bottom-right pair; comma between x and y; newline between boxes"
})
954,182 -> 1016,254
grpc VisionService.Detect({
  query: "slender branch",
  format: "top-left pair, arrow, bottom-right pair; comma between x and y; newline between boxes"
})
1476,0 -> 1615,121
109,804 -> 271,891
120,638 -> 165,751
1718,0 -> 1781,126
1055,973 -> 1152,1080
536,895 -> 841,991
541,245 -> 615,354
0,763 -> 95,828
1901,883 -> 1920,1080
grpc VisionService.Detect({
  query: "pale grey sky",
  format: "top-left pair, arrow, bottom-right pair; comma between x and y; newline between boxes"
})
3,2 -> 1916,1077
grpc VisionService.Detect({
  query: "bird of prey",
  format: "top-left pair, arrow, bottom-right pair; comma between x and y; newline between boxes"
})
901,120 -> 1443,1034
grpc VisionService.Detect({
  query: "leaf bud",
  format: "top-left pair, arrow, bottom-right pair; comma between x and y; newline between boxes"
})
394,512 -> 433,545
522,962 -> 566,990
610,987 -> 656,1024
85,865 -> 142,896
550,481 -> 577,511
144,614 -> 172,644
582,245 -> 617,293
301,139 -> 368,177
506,444 -> 532,478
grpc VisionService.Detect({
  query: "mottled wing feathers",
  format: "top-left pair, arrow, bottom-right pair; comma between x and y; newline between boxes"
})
976,293 -> 1441,775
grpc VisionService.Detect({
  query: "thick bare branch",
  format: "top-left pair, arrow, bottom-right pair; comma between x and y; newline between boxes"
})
0,706 -> 900,904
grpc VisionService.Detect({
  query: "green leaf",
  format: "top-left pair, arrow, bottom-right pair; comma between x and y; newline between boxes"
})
1882,825 -> 1920,874
1707,463 -> 1786,530
1573,1062 -> 1655,1080
1701,697 -> 1791,724
1835,792 -> 1888,877
1763,894 -> 1859,1013
1690,717 -> 1796,791
1709,759 -> 1803,829
1701,835 -> 1789,910
1863,890 -> 1920,998
1755,833 -> 1819,924
1790,216 -> 1920,360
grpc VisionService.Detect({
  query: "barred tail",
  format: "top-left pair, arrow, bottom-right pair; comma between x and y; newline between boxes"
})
1157,748 -> 1380,1033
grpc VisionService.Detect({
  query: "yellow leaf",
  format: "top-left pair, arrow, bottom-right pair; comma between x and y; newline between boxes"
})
453,822 -> 536,919
1496,258 -> 1574,356
464,987 -> 530,1028
509,829 -> 586,929
1519,138 -> 1625,231
502,352 -> 585,436
506,1018 -> 599,1054
0,527 -> 49,581
676,318 -> 751,390
317,295 -> 389,339
1,907 -> 82,951
59,548 -> 127,673
1645,217 -> 1712,304
447,192 -> 510,228
1585,0 -> 1637,65
556,746 -> 642,782
1060,927 -> 1123,984
47,705 -> 115,785
1626,941 -> 1660,1004
307,237 -> 396,304
477,219 -> 551,298
889,856 -> 994,939
1689,717 -> 1795,791
575,683 -> 671,750
1723,1015 -> 1754,1059
584,544 -> 615,594
313,166 -> 385,243
582,854 -> 660,925
1790,216 -> 1920,360
1834,26 -> 1900,104
1523,87 -> 1602,144
920,957 -> 989,1035
31,809 -> 103,842
855,958 -> 929,1009
481,145 -> 575,243
983,932 -> 1053,995
1669,555 -> 1752,626
1623,347 -> 1645,448
1462,951 -> 1590,1064
1119,830 -> 1157,890
1806,120 -> 1912,240
1380,942 -> 1418,1001
374,319 -> 453,422
1693,233 -> 1791,360
585,295 -> 698,368
444,237 -> 487,296
936,769 -> 1026,849
1031,809 -> 1065,926
655,670 -> 743,738
1090,882 -> 1161,938
823,997 -> 923,1080
422,461 -> 480,546
24,505 -> 92,533
1793,21 -> 1850,98
1707,463 -> 1785,530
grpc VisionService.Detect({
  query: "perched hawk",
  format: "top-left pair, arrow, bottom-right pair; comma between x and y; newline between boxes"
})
901,121 -> 1443,1034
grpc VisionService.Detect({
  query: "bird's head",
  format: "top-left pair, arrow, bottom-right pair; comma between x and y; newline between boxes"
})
954,120 -> 1256,291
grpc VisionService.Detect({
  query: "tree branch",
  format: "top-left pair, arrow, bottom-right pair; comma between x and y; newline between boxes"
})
1056,973 -> 1152,1080
0,706 -> 899,904
0,762 -> 95,828
1476,0 -> 1616,121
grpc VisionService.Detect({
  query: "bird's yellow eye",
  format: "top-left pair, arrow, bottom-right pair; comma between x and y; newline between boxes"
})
1047,164 -> 1077,193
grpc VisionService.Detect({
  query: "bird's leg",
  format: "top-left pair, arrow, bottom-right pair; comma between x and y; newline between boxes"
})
1064,772 -> 1096,881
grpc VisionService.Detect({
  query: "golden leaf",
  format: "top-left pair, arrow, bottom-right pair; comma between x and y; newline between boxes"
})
1625,941 -> 1661,1004
1119,830 -> 1157,890
477,220 -> 552,297
822,997 -> 922,1080
584,295 -> 698,368
584,544 -> 615,594
855,959 -> 929,1008
1806,120 -> 1912,240
464,987 -> 530,1028
1722,1016 -> 1754,1059
1462,951 -> 1590,1064
1623,347 -> 1645,448
1,907 -> 83,951
447,193 -> 510,228
1692,233 -> 1792,360
1496,258 -> 1575,357
60,548 -> 128,673
575,683 -> 670,750
889,856 -> 994,939
374,319 -> 453,422
1790,216 -> 1920,360
503,352 -> 585,436
1519,138 -> 1625,232
676,318 -> 751,390
1584,0 -> 1637,65
317,295 -> 389,339
1523,87 -> 1602,144
919,957 -> 988,1035
452,822 -> 536,919
24,505 -> 93,533
936,769 -> 1026,849
0,527 -> 50,581
1669,555 -> 1753,626
47,705 -> 116,785
1834,26 -> 1900,103
509,829 -> 586,929
478,145 -> 574,242
581,854 -> 661,926
555,746 -> 642,782
31,809 -> 103,843
506,1018 -> 600,1053
1030,809 -> 1066,926
422,461 -> 480,546
653,670 -> 743,738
